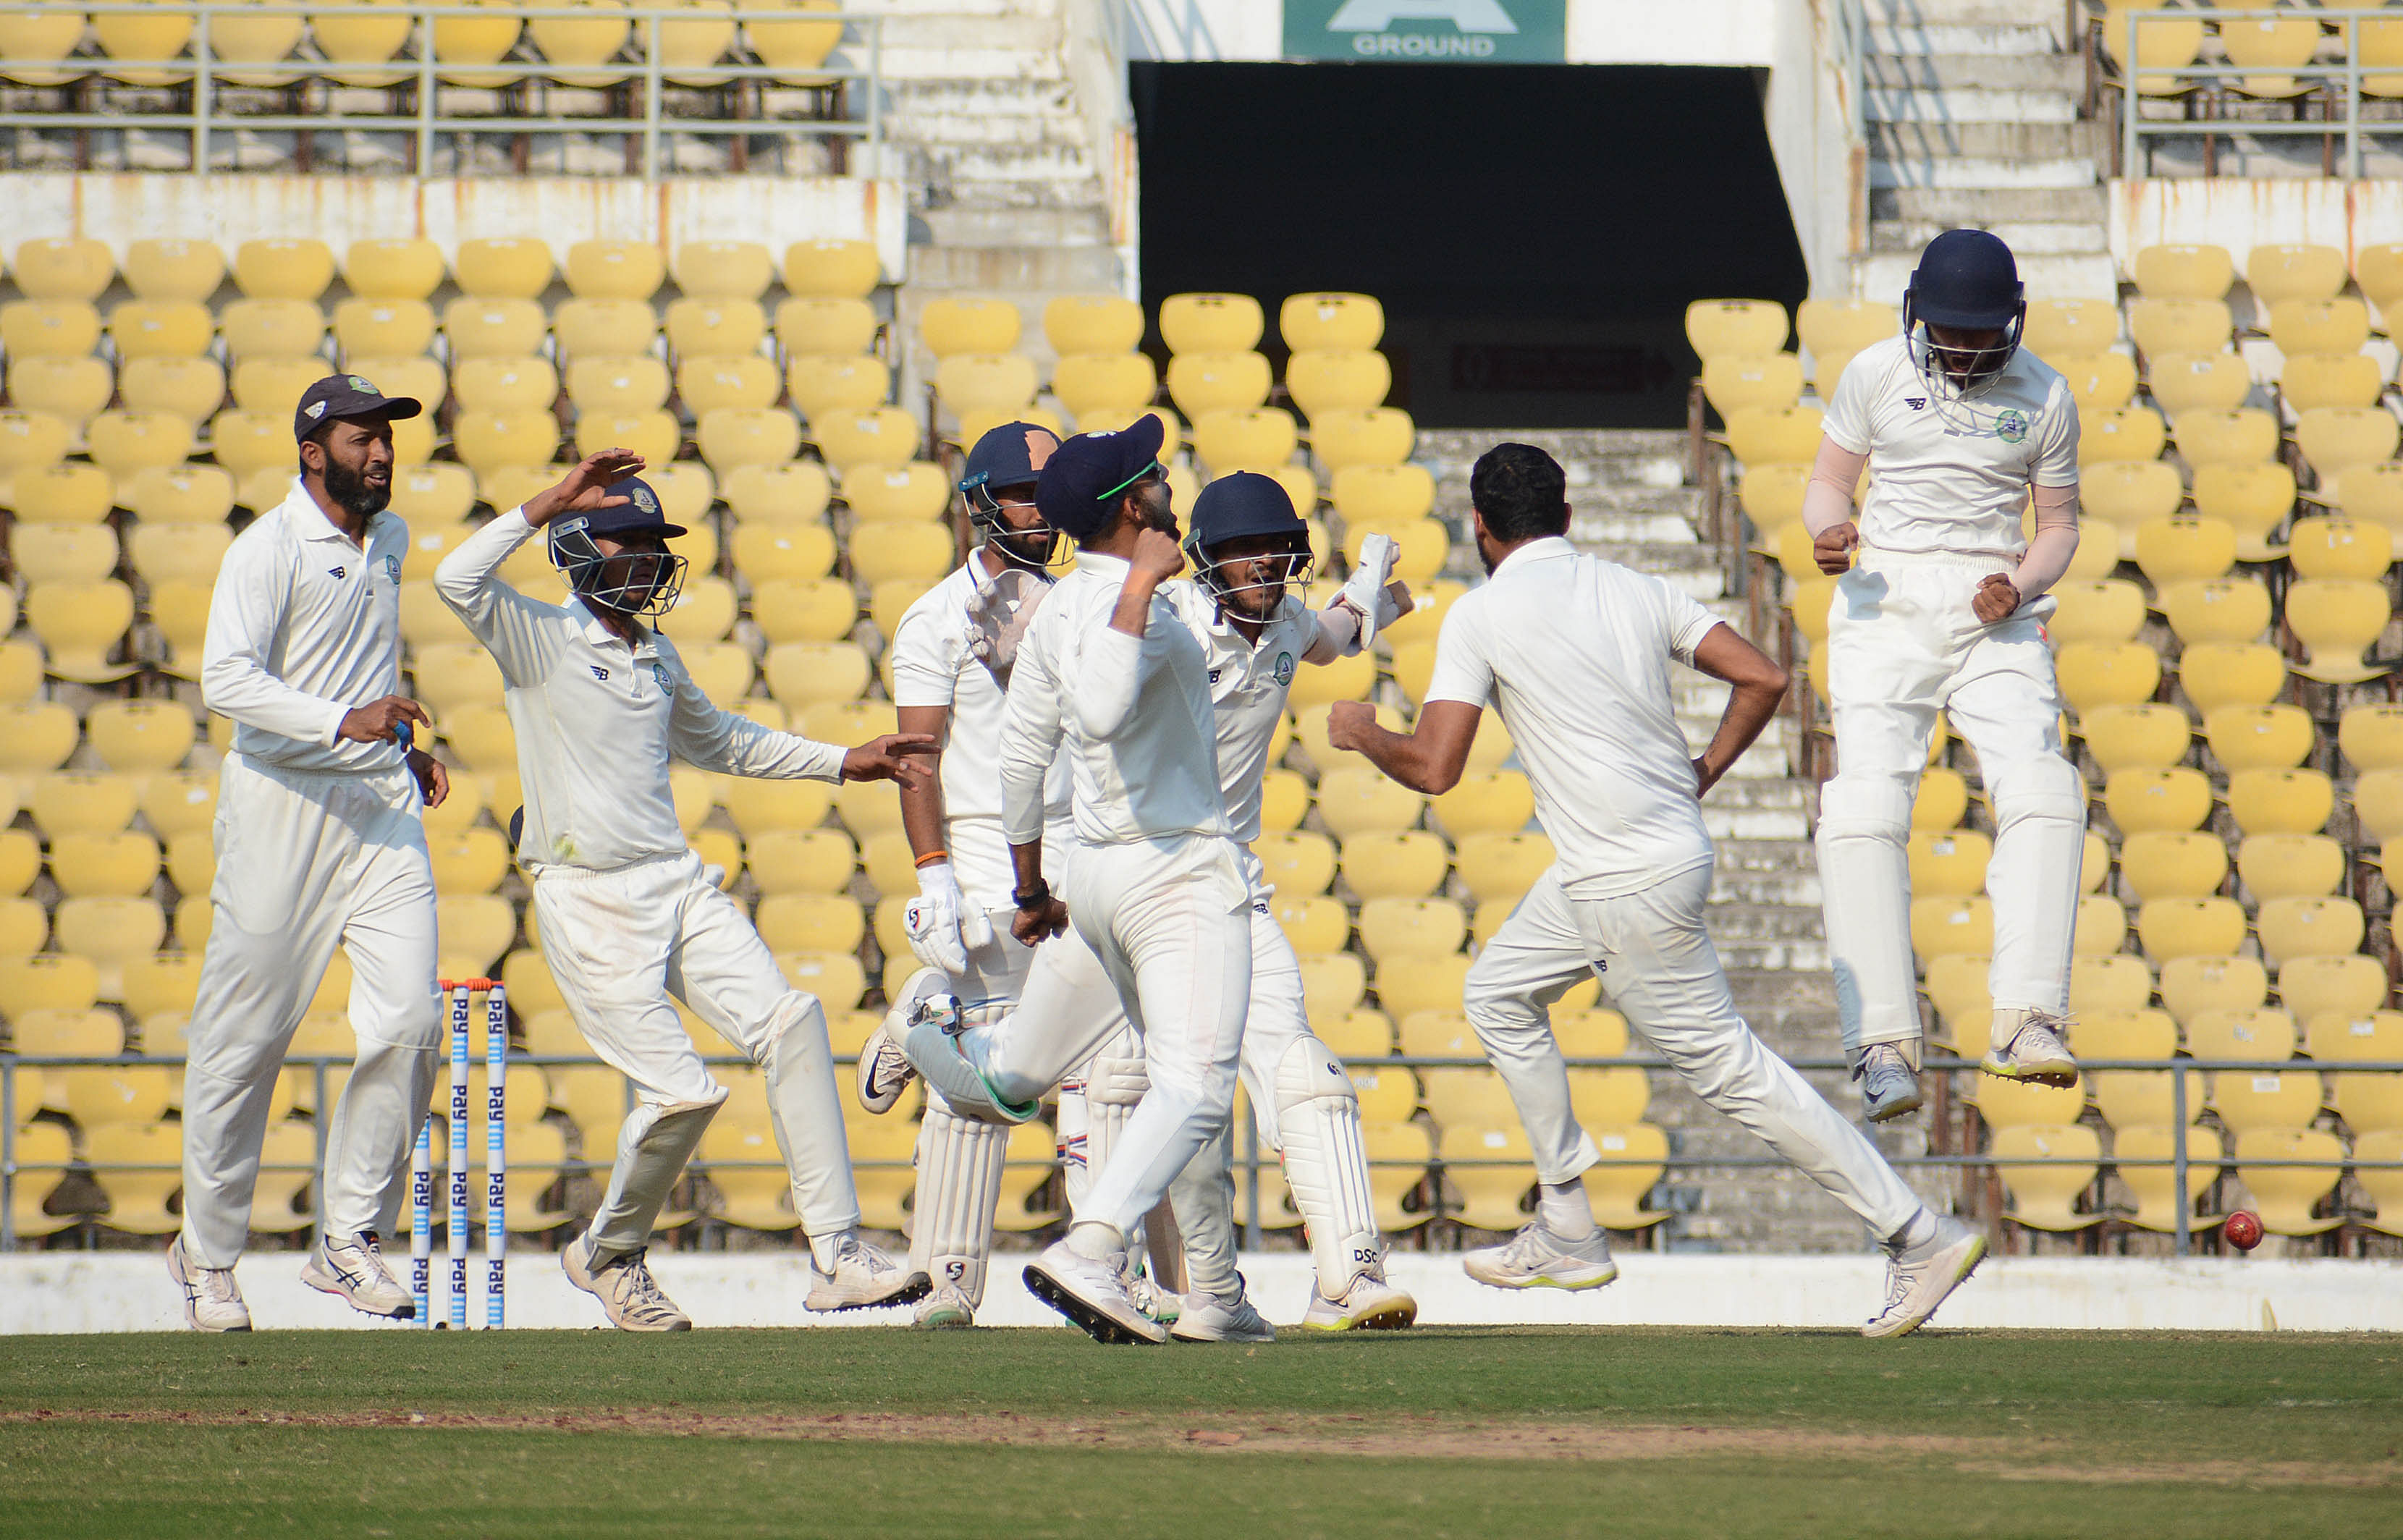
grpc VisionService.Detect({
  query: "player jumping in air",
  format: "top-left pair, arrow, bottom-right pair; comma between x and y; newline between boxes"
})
1807,229 -> 2086,1122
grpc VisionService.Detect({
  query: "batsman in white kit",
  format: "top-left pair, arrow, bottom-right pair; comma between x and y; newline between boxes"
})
863,452 -> 1419,1340
434,450 -> 934,1330
1331,442 -> 1982,1337
172,375 -> 452,1332
1807,229 -> 2085,1122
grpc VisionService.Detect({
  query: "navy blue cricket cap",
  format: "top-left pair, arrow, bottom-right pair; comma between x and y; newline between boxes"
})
579,475 -> 686,540
292,372 -> 421,444
1189,470 -> 1306,550
960,421 -> 1061,496
1035,413 -> 1167,542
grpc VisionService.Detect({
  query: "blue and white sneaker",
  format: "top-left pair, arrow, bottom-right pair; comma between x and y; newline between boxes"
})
1982,1010 -> 2077,1088
1857,1044 -> 1923,1122
300,1231 -> 413,1319
1462,1222 -> 1618,1291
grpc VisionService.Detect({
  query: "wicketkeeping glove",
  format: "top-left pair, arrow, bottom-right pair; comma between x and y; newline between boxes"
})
904,860 -> 992,976
1340,531 -> 1401,653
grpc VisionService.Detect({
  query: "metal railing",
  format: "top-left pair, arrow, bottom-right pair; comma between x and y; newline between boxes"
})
9,1050 -> 2398,1260
0,1 -> 882,182
2097,6 -> 2401,179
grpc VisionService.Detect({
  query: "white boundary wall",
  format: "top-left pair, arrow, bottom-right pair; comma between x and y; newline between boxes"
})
2106,177 -> 2403,286
9,1251 -> 2397,1333
10,173 -> 911,278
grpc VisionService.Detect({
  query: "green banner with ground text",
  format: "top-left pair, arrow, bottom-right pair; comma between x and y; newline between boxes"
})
1282,0 -> 1568,64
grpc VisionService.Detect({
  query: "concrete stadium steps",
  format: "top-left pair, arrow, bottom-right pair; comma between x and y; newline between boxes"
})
874,0 -> 1126,389
1857,0 -> 2114,304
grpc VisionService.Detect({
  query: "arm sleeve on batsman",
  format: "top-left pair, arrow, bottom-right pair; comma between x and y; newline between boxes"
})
431,507 -> 564,687
997,626 -> 1065,846
1802,439 -> 1869,541
199,538 -> 354,747
2011,482 -> 2082,602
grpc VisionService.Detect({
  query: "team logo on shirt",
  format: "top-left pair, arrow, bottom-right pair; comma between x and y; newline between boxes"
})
328,565 -> 346,580
1273,652 -> 1296,686
1905,397 -> 1926,411
652,663 -> 675,696
591,667 -> 611,682
383,554 -> 400,583
1993,408 -> 2028,444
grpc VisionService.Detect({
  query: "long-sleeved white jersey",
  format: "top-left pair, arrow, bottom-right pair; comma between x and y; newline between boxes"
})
200,478 -> 410,775
997,552 -> 1228,851
434,509 -> 846,874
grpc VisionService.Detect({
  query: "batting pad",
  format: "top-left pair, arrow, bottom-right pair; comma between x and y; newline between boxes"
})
1274,1036 -> 1382,1298
910,1099 -> 1008,1306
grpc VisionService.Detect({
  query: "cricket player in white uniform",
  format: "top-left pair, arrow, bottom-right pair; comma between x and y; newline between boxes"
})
172,375 -> 449,1332
434,450 -> 934,1330
871,421 -> 1129,1329
1807,229 -> 2085,1121
1332,442 -> 1982,1337
864,468 -> 1419,1340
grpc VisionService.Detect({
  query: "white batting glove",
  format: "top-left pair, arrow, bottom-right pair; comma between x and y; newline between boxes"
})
1340,531 -> 1401,652
903,860 -> 982,976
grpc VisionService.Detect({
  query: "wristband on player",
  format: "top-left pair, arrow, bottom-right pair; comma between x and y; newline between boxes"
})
913,849 -> 950,868
1013,879 -> 1052,912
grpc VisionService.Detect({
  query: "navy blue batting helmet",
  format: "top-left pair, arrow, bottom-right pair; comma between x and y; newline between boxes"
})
1904,229 -> 2026,393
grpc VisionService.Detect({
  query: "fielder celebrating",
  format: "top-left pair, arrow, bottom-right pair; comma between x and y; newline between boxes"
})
174,375 -> 449,1332
434,449 -> 934,1330
1331,443 -> 1982,1337
874,420 -> 1128,1329
1807,229 -> 2085,1120
866,468 -> 1419,1340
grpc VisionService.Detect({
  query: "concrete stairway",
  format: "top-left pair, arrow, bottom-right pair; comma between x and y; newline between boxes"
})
1409,431 -> 1940,1252
1857,0 -> 2116,304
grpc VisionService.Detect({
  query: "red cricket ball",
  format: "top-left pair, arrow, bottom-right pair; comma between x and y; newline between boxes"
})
2223,1211 -> 2264,1251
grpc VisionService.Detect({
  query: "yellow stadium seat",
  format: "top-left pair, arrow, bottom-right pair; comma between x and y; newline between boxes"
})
775,298 -> 879,365
1902,829 -> 1989,899
4,355 -> 109,430
668,239 -> 770,302
549,297 -> 656,363
2134,243 -> 2234,300
769,237 -> 877,302
559,355 -> 667,418
1048,352 -> 1157,427
2244,242 -> 2346,305
1251,829 -> 1335,897
2103,767 -> 2210,834
2297,407 -> 2400,487
2195,462 -> 2299,563
451,355 -> 558,415
2236,1126 -> 2345,1235
2117,830 -> 2226,904
85,1122 -> 184,1235
117,240 -> 222,306
1721,403 -> 1821,468
750,577 -> 857,646
2269,298 -> 2371,358
2257,896 -> 2365,968
2070,954 -> 2156,1018
1041,293 -> 1144,355
2127,297 -> 2231,360
669,355 -> 774,417
740,828 -> 853,896
1429,771 -> 1535,841
664,297 -> 766,362
2078,407 -> 2168,467
2048,578 -> 2145,647
426,828 -> 509,897
25,579 -> 135,682
1191,407 -> 1297,474
1156,292 -> 1262,355
2115,1123 -> 2223,1232
452,410 -> 559,483
1338,832 -> 1447,902
7,461 -> 111,527
0,301 -> 101,366
2342,704 -> 2403,776
111,357 -> 223,430
104,301 -> 215,367
2136,897 -> 2246,963
1682,298 -> 1787,358
2362,1129 -> 2403,1236
1911,896 -> 1993,960
11,237 -> 110,302
13,523 -> 117,586
448,237 -> 552,300
83,701 -> 194,775
842,462 -> 950,525
2145,350 -> 2250,418
1162,350 -> 1270,418
2171,407 -> 2279,470
2284,578 -> 2391,683
2289,516 -> 2390,583
1308,406 -> 1414,472
1451,831 -> 1553,905
439,296 -> 544,362
1285,349 -> 1393,417
2235,834 -> 2343,902
2053,640 -> 2161,716
809,406 -> 917,474
2281,352 -> 2383,414
1993,1123 -> 2103,1231
915,297 -> 1021,360
2078,703 -> 2189,776
1356,900 -> 1465,969
2221,767 -> 2331,840
847,522 -> 953,588
1273,292 -> 1382,354
2202,704 -> 2310,774
2174,641 -> 2287,715
2278,953 -> 2387,1026
30,773 -> 138,839
1975,1072 -> 2086,1129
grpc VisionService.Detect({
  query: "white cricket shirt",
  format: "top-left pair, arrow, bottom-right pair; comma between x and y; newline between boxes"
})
888,556 -> 1073,906
1422,538 -> 1723,900
997,552 -> 1228,850
1161,583 -> 1335,847
201,477 -> 410,776
435,509 -> 845,873
1822,333 -> 2080,559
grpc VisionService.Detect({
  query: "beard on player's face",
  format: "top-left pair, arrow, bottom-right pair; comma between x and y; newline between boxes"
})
310,428 -> 394,519
1129,476 -> 1175,536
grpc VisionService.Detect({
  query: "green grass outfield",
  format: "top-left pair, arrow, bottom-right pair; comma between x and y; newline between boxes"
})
1,1328 -> 2396,1539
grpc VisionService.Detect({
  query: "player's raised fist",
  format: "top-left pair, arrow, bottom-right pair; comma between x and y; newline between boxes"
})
1812,522 -> 1860,575
521,448 -> 649,528
1325,699 -> 1378,754
841,732 -> 940,787
1128,526 -> 1186,587
1972,572 -> 2022,624
338,695 -> 431,745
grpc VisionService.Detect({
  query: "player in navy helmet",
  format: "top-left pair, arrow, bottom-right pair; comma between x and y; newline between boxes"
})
1807,227 -> 2087,1166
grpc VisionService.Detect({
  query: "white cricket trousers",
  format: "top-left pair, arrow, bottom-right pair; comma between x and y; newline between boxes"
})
1464,863 -> 1922,1239
179,753 -> 440,1268
1816,551 -> 2087,1054
529,848 -> 859,1243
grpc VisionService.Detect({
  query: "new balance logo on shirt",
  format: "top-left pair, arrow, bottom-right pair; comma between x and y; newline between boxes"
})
329,566 -> 347,579
591,667 -> 610,682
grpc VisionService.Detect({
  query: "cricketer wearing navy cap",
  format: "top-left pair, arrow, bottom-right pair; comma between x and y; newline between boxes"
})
1034,412 -> 1170,545
290,372 -> 423,528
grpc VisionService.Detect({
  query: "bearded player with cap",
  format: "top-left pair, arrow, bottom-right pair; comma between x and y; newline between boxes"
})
859,427 -> 1416,1341
172,374 -> 453,1331
434,449 -> 936,1330
1807,229 -> 2086,1123
871,420 -> 1133,1330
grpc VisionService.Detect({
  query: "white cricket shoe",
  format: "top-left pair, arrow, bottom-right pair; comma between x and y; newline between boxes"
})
1864,1214 -> 1986,1338
1462,1222 -> 1620,1292
1858,1044 -> 1924,1123
1170,1280 -> 1275,1343
806,1232 -> 932,1312
300,1231 -> 415,1319
913,1282 -> 976,1329
856,970 -> 954,1114
1982,1010 -> 2077,1087
564,1236 -> 692,1332
1301,1272 -> 1419,1332
1023,1235 -> 1169,1345
168,1235 -> 251,1332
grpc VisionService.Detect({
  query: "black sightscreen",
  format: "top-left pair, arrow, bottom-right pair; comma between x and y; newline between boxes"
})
1130,62 -> 1810,429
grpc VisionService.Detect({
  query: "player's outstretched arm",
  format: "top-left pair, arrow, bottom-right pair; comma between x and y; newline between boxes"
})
1687,624 -> 1790,796
1803,436 -> 1869,575
1310,530 -> 1413,661
840,734 -> 938,786
1327,699 -> 1480,795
